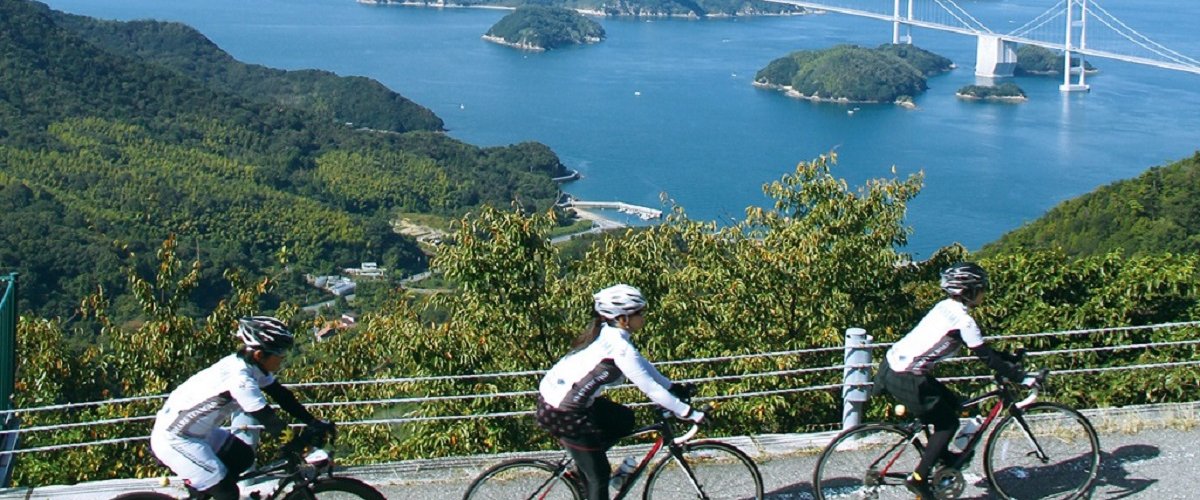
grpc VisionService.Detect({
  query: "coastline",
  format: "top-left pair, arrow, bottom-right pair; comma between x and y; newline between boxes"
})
753,81 -> 918,108
567,207 -> 627,231
481,34 -> 545,51
955,93 -> 1028,102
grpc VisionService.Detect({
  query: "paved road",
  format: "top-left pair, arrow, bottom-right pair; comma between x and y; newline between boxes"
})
8,402 -> 1196,499
369,423 -> 1194,499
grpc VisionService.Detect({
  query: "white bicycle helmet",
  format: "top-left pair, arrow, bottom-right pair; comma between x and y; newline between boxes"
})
593,284 -> 647,319
237,316 -> 295,355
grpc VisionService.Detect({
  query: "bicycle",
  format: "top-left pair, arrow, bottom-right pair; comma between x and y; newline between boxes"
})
813,369 -> 1101,500
112,423 -> 385,500
462,388 -> 764,500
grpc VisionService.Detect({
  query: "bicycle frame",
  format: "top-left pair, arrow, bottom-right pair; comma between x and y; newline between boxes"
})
227,429 -> 339,500
882,375 -> 1046,477
538,411 -> 703,500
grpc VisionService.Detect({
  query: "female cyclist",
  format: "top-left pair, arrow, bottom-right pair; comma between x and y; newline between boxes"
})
535,284 -> 705,500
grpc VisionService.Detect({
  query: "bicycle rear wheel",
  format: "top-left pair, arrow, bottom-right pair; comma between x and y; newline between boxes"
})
812,423 -> 921,500
284,476 -> 387,499
462,458 -> 582,500
643,441 -> 763,500
984,402 -> 1100,500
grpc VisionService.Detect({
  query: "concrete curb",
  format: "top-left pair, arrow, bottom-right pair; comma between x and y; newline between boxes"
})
3,400 -> 1197,498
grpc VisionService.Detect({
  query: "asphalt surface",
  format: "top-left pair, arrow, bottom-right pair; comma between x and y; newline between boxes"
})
6,402 -> 1197,499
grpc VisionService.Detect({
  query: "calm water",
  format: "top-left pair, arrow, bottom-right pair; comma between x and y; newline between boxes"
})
41,0 -> 1200,257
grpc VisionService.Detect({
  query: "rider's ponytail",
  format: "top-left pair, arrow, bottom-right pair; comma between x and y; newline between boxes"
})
569,310 -> 604,352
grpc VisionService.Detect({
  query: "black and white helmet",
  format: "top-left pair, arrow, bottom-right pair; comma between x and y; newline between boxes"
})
593,284 -> 647,320
940,262 -> 989,298
237,316 -> 295,355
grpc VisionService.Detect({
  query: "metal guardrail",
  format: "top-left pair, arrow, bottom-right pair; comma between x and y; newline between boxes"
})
0,274 -> 16,414
0,273 -> 19,487
0,320 -> 1198,458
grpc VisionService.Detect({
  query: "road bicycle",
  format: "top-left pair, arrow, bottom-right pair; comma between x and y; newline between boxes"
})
462,387 -> 764,499
813,369 -> 1100,500
112,424 -> 385,500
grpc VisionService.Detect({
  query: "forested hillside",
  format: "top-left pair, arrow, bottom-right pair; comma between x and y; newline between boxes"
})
13,153 -> 1200,485
981,152 -> 1200,257
50,12 -> 445,134
0,0 -> 567,319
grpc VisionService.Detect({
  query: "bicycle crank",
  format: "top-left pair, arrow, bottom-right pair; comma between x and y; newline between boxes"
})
930,467 -> 965,499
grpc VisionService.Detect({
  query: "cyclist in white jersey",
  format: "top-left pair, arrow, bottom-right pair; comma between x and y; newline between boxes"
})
536,284 -> 705,500
874,263 -> 1035,500
149,316 -> 331,500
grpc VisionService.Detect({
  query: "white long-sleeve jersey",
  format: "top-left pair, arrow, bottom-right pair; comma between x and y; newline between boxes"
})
539,324 -> 690,417
886,299 -> 985,376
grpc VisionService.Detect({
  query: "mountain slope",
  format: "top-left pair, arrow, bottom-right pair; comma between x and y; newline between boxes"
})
50,13 -> 445,134
981,152 -> 1200,257
0,0 -> 566,318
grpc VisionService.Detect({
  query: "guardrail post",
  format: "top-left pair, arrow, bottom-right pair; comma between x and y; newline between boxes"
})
842,327 -> 872,430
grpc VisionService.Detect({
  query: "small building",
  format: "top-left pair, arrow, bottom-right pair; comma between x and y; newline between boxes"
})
328,281 -> 356,297
345,262 -> 386,279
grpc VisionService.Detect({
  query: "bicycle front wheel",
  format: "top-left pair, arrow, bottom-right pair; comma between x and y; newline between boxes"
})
984,402 -> 1100,500
281,476 -> 388,499
643,440 -> 763,500
462,458 -> 582,500
812,423 -> 921,500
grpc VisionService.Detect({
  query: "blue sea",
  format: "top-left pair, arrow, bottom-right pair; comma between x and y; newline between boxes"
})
42,0 -> 1200,257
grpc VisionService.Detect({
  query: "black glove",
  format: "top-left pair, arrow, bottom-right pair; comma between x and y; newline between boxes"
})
306,419 -> 336,447
669,382 -> 696,400
249,407 -> 287,437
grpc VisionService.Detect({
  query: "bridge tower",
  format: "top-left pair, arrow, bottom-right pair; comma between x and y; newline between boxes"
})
1060,0 -> 1091,92
891,0 -> 913,45
975,35 -> 1018,78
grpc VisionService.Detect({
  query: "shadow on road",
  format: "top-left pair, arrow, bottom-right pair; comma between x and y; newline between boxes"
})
1092,444 -> 1160,499
759,444 -> 1160,499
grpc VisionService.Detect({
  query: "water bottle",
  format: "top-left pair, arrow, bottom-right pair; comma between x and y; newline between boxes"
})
951,415 -> 984,451
609,456 -> 637,490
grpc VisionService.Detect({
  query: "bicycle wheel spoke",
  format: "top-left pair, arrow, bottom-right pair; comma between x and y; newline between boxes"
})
985,403 -> 1100,500
813,424 -> 919,500
463,459 -> 580,500
645,442 -> 764,499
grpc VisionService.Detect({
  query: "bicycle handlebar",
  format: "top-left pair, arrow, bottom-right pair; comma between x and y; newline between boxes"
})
674,424 -> 700,445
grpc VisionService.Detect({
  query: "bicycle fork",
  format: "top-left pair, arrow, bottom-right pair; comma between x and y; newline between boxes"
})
665,444 -> 709,499
1007,410 -> 1052,464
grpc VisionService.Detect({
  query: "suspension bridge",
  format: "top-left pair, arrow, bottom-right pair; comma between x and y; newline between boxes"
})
762,0 -> 1200,91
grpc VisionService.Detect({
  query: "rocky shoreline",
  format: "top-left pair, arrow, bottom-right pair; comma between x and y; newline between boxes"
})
752,81 -> 918,108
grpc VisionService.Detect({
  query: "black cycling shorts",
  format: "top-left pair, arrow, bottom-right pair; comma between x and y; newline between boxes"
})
874,358 -> 960,428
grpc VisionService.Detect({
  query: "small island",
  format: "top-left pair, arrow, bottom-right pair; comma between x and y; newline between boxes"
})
753,44 -> 954,105
1016,45 -> 1097,76
956,82 -> 1027,101
483,6 -> 605,51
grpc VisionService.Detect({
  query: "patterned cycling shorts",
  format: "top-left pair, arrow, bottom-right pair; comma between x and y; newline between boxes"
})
536,395 -> 633,449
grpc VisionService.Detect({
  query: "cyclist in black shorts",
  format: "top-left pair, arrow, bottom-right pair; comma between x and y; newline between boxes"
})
873,263 -> 1036,499
535,284 -> 705,500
